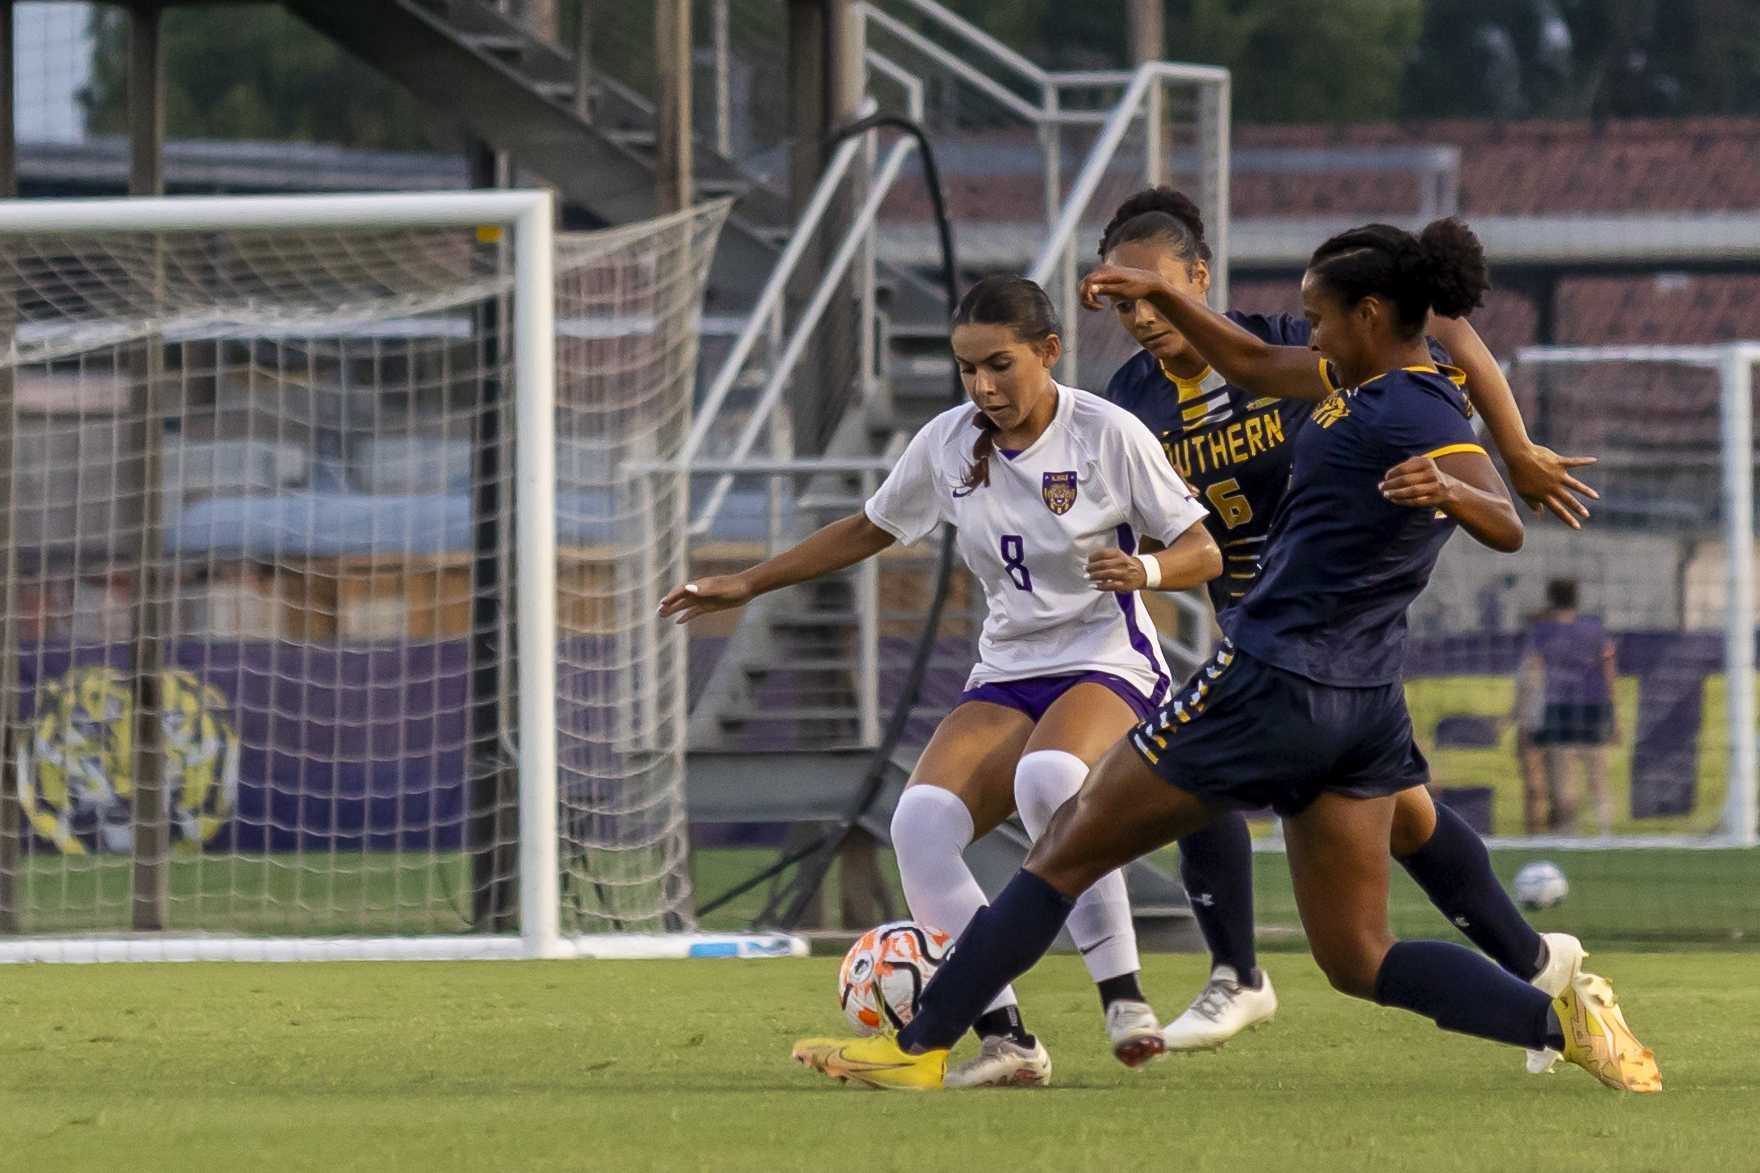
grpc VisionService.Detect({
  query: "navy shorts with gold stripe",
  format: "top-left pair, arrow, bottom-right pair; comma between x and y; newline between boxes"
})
1129,641 -> 1429,817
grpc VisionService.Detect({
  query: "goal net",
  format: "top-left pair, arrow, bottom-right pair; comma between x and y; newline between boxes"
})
0,192 -> 795,961
1381,344 -> 1758,946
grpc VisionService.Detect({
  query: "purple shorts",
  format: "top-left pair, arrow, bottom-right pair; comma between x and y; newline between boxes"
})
958,671 -> 1158,724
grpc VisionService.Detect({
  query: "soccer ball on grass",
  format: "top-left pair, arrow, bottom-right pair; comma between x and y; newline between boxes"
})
838,920 -> 952,1034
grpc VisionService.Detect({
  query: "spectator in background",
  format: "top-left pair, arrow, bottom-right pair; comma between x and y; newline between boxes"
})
1521,579 -> 1618,836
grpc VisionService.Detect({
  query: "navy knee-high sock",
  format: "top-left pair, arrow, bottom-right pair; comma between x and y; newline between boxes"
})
1374,940 -> 1563,1050
898,870 -> 1073,1053
1398,803 -> 1545,979
1176,812 -> 1259,983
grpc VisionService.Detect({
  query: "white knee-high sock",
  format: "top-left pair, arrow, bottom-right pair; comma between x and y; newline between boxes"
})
1013,749 -> 1141,983
889,784 -> 1018,1014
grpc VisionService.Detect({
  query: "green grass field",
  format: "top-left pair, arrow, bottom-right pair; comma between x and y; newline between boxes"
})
9,845 -> 1755,946
694,845 -> 1760,948
0,951 -> 1755,1172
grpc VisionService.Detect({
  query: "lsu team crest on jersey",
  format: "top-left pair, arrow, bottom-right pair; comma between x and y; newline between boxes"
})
1041,470 -> 1078,515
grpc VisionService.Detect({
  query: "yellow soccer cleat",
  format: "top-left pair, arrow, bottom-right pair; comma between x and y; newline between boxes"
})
790,1033 -> 949,1091
1553,972 -> 1662,1093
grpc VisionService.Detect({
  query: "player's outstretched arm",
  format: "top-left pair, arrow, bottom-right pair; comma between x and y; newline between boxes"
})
1085,519 -> 1221,593
1080,265 -> 1330,401
1425,314 -> 1599,529
657,513 -> 896,624
1380,451 -> 1524,553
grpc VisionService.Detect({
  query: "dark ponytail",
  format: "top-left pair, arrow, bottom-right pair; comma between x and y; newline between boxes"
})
951,275 -> 1059,491
1306,218 -> 1489,337
1097,185 -> 1212,266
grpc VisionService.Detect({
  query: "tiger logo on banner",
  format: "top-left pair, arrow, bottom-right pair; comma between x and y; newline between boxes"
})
17,667 -> 240,855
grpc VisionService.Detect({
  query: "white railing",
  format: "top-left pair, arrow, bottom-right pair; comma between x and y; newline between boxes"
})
1028,60 -> 1232,366
682,125 -> 919,536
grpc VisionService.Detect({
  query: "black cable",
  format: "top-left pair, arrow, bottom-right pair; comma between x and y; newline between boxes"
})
755,114 -> 964,930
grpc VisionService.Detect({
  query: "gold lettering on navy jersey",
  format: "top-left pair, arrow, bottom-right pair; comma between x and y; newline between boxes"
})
1311,394 -> 1350,429
1162,407 -> 1290,480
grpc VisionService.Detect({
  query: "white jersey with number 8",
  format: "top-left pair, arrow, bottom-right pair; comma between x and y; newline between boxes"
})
864,383 -> 1207,701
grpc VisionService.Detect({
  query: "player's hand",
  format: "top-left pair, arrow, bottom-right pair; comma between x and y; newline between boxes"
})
1079,265 -> 1169,312
1506,443 -> 1599,529
1379,455 -> 1456,510
1085,547 -> 1146,592
657,574 -> 754,624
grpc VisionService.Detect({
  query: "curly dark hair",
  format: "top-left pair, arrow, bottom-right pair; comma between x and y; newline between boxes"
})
1097,185 -> 1211,267
1307,218 -> 1490,337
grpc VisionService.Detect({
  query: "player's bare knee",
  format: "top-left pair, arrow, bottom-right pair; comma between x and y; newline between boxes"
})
1388,797 -> 1434,859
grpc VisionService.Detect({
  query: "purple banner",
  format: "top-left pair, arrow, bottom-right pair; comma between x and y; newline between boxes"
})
17,641 -> 471,854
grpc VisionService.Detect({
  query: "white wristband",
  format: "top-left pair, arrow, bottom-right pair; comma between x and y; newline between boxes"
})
1135,553 -> 1162,590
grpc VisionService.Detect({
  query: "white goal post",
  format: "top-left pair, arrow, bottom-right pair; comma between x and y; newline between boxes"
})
0,191 -> 801,962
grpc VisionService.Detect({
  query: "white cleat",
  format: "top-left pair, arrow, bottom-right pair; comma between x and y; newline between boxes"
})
1160,965 -> 1277,1052
1105,999 -> 1166,1068
1526,932 -> 1586,1074
943,1035 -> 1053,1088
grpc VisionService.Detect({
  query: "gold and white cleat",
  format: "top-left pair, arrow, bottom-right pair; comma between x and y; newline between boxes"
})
790,1034 -> 948,1091
1526,932 -> 1585,1074
1554,972 -> 1662,1093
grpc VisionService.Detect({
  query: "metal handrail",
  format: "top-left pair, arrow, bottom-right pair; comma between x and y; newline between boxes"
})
866,51 -> 927,122
680,129 -> 867,466
1050,70 -> 1137,87
884,0 -> 1050,87
631,457 -> 896,476
1028,60 -> 1232,287
861,6 -> 1045,123
689,134 -> 920,536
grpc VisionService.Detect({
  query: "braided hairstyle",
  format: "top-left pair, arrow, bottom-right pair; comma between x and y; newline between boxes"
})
1306,218 -> 1490,338
951,275 -> 1060,491
1097,185 -> 1212,269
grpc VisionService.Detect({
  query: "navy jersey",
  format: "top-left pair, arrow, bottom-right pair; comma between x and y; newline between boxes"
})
1223,365 -> 1482,687
1103,312 -> 1314,612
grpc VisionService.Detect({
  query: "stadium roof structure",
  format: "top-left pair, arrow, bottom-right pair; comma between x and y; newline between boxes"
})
16,136 -> 468,198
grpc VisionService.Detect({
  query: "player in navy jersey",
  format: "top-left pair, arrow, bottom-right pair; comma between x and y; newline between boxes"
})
792,219 -> 1660,1094
1089,189 -> 1601,1065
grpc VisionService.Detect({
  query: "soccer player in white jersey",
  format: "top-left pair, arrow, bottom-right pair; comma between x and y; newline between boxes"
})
661,275 -> 1220,1086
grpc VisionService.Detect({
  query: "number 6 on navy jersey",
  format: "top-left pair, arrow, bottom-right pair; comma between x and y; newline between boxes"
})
999,533 -> 1033,591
